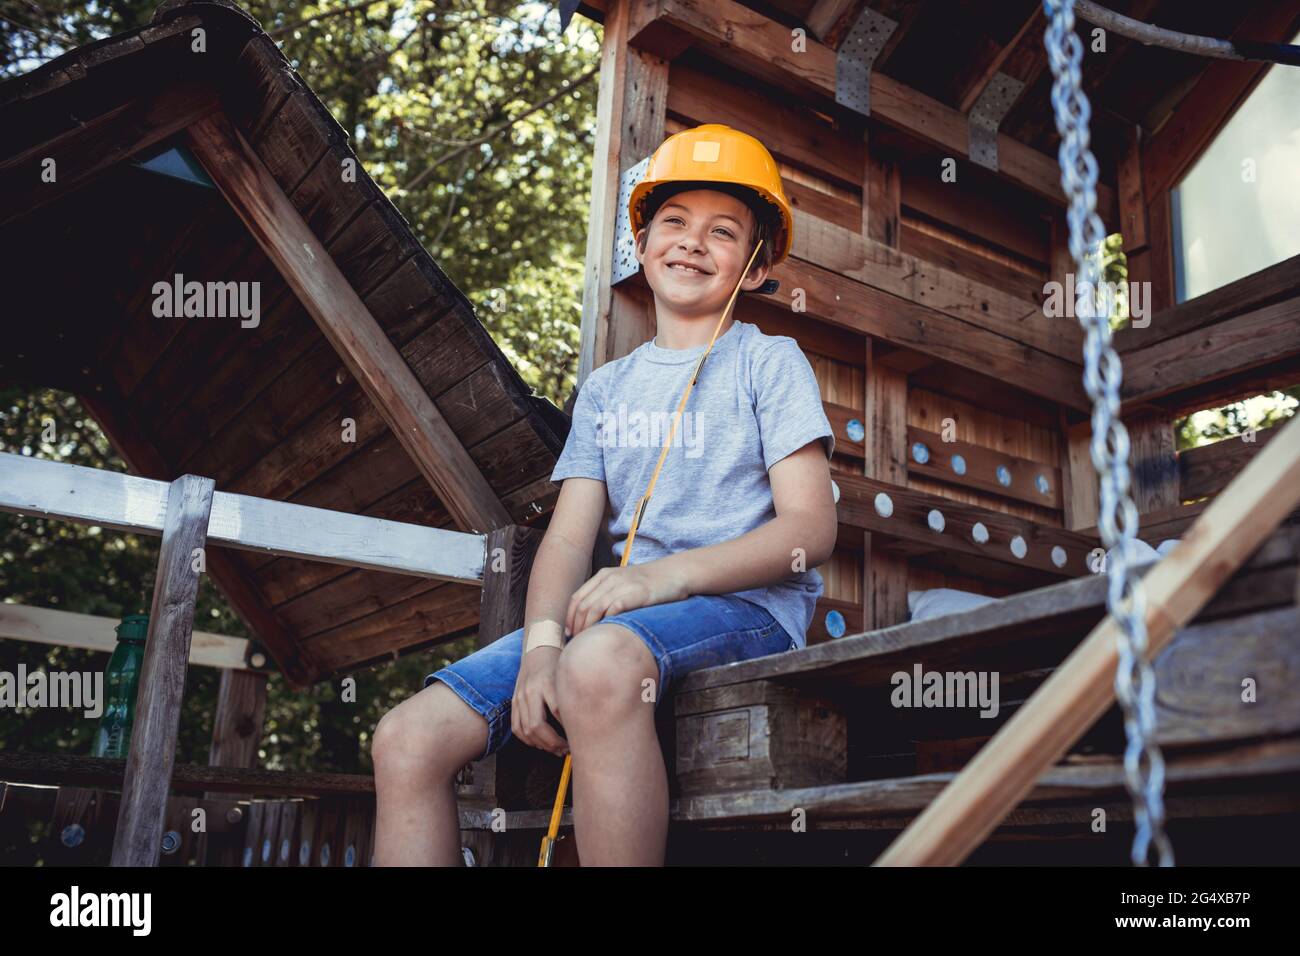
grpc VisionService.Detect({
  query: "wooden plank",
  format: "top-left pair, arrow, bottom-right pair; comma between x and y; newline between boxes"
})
835,472 -> 1097,577
1121,295 -> 1300,406
769,253 -> 1089,410
1117,252 -> 1300,354
863,342 -> 909,629
185,112 -> 511,534
906,426 -> 1063,510
789,207 -> 1083,363
1181,427 -> 1282,502
207,669 -> 268,801
626,0 -> 1117,214
954,6 -> 1044,114
0,452 -> 487,583
862,128 -> 899,248
1059,412 -> 1099,532
1127,410 -> 1179,515
876,413 -> 1300,865
671,736 -> 1300,825
0,603 -> 251,671
479,525 -> 546,650
0,752 -> 375,797
1116,122 -> 1147,254
111,474 -> 215,867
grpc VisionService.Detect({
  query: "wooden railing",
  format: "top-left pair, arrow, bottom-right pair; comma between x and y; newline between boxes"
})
0,449 -> 491,866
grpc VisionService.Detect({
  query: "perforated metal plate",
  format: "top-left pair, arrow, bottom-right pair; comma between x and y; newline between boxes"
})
836,7 -> 897,117
968,71 -> 1025,171
612,155 -> 650,285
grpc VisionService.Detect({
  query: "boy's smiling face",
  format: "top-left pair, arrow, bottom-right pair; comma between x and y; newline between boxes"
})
634,188 -> 772,321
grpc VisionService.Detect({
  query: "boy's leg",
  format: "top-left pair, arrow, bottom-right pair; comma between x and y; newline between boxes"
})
372,680 -> 489,866
555,623 -> 667,866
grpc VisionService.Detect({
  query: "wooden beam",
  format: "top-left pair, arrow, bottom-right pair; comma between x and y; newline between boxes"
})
626,0 -> 1117,215
580,1 -> 668,380
955,7 -> 1045,115
1117,252 -> 1300,353
111,474 -> 215,867
1180,427 -> 1282,502
835,472 -> 1097,578
1059,411 -> 1099,532
0,452 -> 486,584
791,207 -> 1083,363
184,112 -> 510,535
863,341 -> 910,629
0,603 -> 252,670
206,669 -> 269,802
478,525 -> 545,650
768,252 -> 1090,410
875,412 -> 1300,866
906,426 -> 1063,511
1120,296 -> 1300,407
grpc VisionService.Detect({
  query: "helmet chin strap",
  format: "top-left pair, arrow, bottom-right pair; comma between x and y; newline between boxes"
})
538,238 -> 764,868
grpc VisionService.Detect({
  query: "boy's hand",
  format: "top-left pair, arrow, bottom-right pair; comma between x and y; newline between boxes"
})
512,646 -> 569,757
565,561 -> 689,637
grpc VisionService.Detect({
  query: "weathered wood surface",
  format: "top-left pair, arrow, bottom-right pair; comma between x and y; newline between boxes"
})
111,474 -> 215,867
877,413 -> 1300,865
0,602 -> 253,671
185,111 -> 511,534
0,451 -> 486,583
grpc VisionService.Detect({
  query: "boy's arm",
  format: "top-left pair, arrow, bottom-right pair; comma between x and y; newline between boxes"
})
522,476 -> 609,653
655,440 -> 837,597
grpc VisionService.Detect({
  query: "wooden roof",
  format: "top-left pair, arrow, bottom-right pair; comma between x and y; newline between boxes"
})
0,0 -> 570,685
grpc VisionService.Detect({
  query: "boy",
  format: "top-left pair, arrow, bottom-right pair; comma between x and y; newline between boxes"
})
373,124 -> 837,866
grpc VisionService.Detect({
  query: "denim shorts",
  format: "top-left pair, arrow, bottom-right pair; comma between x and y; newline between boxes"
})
422,593 -> 796,759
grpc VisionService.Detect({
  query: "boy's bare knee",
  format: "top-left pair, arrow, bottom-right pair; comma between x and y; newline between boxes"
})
373,682 -> 487,776
556,624 -> 656,717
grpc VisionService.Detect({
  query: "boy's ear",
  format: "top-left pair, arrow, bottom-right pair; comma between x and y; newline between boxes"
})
634,228 -> 647,263
741,256 -> 772,292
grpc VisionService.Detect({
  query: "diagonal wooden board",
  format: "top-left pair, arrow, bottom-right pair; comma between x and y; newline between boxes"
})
875,412 -> 1300,865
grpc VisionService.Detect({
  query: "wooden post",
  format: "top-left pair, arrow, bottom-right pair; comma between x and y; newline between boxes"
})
875,413 -> 1300,865
863,341 -> 910,629
207,669 -> 268,794
111,475 -> 215,867
478,525 -> 545,649
582,0 -> 668,381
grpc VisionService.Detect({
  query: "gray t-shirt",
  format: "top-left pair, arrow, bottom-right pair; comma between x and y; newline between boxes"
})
549,319 -> 835,649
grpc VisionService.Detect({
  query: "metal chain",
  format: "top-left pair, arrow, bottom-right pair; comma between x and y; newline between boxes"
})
1043,0 -> 1173,866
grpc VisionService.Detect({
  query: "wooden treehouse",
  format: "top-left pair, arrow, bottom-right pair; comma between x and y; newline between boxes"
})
1,0 -> 1298,866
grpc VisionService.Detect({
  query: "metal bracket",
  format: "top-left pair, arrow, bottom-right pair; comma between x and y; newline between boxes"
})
968,71 -> 1025,171
612,155 -> 650,285
836,7 -> 897,117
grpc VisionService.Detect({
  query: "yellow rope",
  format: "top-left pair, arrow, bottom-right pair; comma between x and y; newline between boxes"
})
538,239 -> 765,866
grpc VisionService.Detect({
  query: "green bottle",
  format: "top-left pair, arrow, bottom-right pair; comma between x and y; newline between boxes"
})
91,614 -> 148,759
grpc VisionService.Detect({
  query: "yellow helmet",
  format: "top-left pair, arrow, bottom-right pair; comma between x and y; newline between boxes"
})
629,123 -> 793,266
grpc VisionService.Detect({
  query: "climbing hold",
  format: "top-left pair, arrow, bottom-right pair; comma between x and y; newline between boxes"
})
874,492 -> 893,517
1036,474 -> 1051,495
927,509 -> 945,532
1051,545 -> 1068,568
951,454 -> 967,475
61,823 -> 85,848
996,465 -> 1012,487
911,442 -> 930,464
972,522 -> 989,544
825,609 -> 846,638
1010,535 -> 1027,559
831,479 -> 840,504
847,418 -> 864,442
